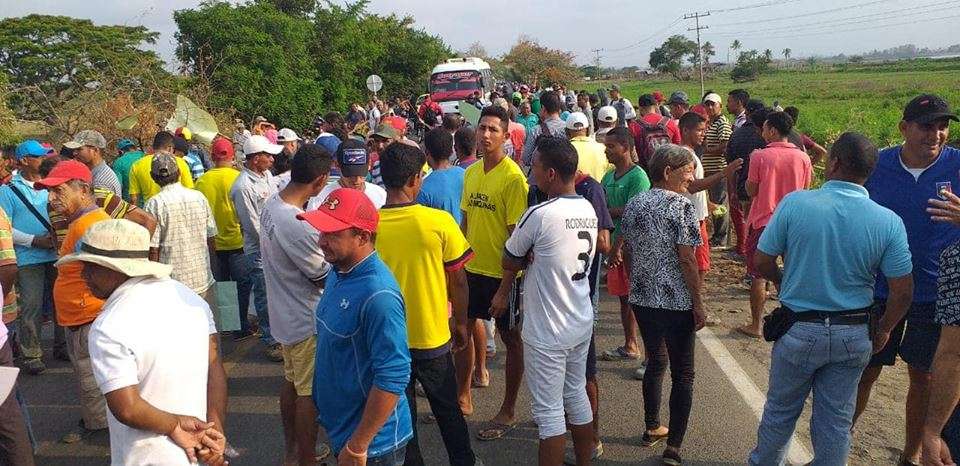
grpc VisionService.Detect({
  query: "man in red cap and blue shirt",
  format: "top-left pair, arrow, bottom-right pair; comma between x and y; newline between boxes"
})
298,188 -> 412,466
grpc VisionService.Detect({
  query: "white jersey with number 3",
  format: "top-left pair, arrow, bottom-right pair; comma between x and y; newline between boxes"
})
505,195 -> 598,349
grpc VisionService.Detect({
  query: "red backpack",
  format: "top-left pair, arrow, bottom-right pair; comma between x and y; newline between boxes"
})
637,116 -> 672,170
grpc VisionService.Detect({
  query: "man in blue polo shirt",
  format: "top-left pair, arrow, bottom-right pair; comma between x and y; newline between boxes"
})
0,140 -> 61,374
298,188 -> 412,465
748,132 -> 914,466
855,94 -> 960,466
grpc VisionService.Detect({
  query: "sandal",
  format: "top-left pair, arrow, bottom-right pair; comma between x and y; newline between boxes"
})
472,368 -> 489,388
477,421 -> 516,441
641,429 -> 669,447
600,346 -> 641,361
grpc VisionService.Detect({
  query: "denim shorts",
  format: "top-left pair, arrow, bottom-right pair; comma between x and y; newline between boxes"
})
868,301 -> 941,371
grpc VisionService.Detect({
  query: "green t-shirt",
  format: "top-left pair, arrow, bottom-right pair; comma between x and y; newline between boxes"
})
111,150 -> 146,202
601,164 -> 651,241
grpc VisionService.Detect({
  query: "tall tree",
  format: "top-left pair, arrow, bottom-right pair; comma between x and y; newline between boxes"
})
0,15 -> 166,121
464,42 -> 489,59
763,49 -> 774,61
500,36 -> 580,87
649,35 -> 699,80
701,41 -> 716,66
782,48 -> 792,60
729,39 -> 742,63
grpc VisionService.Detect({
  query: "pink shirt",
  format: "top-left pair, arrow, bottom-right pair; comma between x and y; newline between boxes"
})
508,121 -> 526,163
746,141 -> 812,229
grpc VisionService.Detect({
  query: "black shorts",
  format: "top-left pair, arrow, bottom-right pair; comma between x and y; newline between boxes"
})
466,271 -> 522,332
868,301 -> 940,370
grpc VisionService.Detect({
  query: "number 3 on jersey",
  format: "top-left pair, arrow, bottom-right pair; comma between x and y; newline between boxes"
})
571,230 -> 594,281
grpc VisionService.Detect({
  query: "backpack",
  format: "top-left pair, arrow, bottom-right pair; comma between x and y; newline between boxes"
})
637,116 -> 672,170
423,104 -> 438,127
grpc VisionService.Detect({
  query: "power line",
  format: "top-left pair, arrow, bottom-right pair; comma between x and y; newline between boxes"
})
708,0 -> 897,28
725,11 -> 960,41
707,0 -> 804,14
605,17 -> 684,53
590,48 -> 603,79
710,0 -> 960,37
685,12 -> 710,97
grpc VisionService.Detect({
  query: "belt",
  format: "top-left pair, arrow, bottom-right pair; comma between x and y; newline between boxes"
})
794,311 -> 870,325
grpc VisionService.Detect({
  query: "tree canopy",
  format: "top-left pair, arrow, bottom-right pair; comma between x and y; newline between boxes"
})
175,0 -> 451,130
649,35 -> 699,80
500,36 -> 580,87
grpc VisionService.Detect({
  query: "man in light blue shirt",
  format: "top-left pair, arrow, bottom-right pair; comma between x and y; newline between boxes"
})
0,140 -> 61,374
748,132 -> 914,466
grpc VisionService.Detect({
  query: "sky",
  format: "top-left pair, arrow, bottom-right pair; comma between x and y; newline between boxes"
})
2,0 -> 956,69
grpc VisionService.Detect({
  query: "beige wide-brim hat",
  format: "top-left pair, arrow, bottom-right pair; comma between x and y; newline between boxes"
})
56,219 -> 172,279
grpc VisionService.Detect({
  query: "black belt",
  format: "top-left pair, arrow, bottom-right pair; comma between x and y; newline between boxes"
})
793,310 -> 870,325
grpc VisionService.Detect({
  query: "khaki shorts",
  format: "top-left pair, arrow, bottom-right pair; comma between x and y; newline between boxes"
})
282,336 -> 317,396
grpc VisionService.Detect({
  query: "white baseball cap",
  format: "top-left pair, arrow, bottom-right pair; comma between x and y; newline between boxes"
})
243,135 -> 283,156
703,93 -> 722,105
277,128 -> 301,142
598,106 -> 618,123
565,112 -> 590,131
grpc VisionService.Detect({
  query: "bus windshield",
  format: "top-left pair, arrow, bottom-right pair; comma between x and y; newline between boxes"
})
429,71 -> 482,94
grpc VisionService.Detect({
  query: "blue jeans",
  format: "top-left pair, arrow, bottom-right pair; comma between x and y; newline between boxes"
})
749,321 -> 872,466
213,249 -> 252,335
368,445 -> 406,466
15,262 -> 56,360
244,252 -> 275,345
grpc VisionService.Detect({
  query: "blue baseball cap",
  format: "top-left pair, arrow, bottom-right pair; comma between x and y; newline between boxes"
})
117,138 -> 136,151
15,140 -> 50,160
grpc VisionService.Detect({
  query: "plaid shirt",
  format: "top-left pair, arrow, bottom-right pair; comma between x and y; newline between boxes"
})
144,183 -> 218,294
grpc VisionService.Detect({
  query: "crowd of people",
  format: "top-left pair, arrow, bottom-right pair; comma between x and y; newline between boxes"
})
0,83 -> 957,466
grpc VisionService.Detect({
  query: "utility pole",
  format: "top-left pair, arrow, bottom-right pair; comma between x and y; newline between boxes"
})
685,11 -> 710,98
591,48 -> 603,80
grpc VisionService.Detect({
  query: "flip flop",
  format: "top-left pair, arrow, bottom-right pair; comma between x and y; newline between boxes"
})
640,430 -> 668,447
736,326 -> 763,339
477,421 -> 516,441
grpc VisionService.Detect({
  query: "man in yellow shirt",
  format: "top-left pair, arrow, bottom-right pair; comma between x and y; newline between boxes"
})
377,142 -> 478,465
194,137 -> 254,341
460,106 -> 529,441
129,132 -> 194,207
566,112 -> 611,182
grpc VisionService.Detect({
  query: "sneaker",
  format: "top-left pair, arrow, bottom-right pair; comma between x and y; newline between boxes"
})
265,343 -> 284,362
634,362 -> 647,380
662,448 -> 682,465
563,441 -> 603,465
600,346 -> 641,361
22,358 -> 45,375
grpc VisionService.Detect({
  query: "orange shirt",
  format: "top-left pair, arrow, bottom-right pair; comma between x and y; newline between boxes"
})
54,208 -> 110,326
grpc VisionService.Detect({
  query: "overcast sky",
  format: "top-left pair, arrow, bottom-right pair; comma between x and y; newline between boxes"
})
3,0 -> 955,69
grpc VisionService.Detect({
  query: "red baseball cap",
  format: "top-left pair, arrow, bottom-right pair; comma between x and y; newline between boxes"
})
652,91 -> 665,103
690,104 -> 709,120
211,137 -> 235,162
297,188 -> 379,234
384,116 -> 407,132
34,160 -> 92,189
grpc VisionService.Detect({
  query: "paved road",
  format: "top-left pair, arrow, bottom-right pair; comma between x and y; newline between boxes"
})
18,289 -> 831,466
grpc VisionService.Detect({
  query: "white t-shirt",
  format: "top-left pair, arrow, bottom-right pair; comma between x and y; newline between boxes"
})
505,196 -> 598,349
260,193 -> 329,345
306,180 -> 387,211
89,277 -> 216,466
685,152 -> 708,221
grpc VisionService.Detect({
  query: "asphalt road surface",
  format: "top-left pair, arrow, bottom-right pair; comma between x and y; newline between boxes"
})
17,287 -> 837,466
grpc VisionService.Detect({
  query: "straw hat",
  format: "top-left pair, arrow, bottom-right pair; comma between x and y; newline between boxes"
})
56,219 -> 172,278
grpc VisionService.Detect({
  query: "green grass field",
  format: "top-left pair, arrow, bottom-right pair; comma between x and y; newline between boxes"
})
582,58 -> 960,150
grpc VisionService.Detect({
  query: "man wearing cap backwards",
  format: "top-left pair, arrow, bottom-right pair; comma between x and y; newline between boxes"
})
260,144 -> 334,466
594,106 -> 619,144
566,112 -> 610,182
668,92 -> 690,122
0,141 -> 60,374
66,130 -> 122,197
298,188 -> 413,466
608,84 -> 636,128
854,94 -> 960,466
60,219 -> 228,465
144,153 -> 219,305
34,160 -> 112,443
231,134 -> 282,361
111,139 -> 145,202
307,139 -> 386,211
128,132 -> 194,208
195,137 -> 257,342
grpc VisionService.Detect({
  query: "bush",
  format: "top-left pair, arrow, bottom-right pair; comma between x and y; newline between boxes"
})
731,50 -> 772,82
